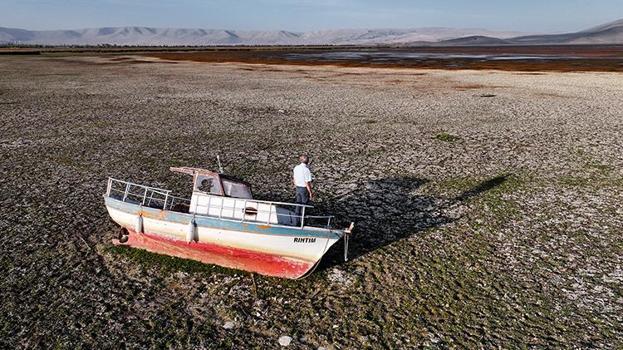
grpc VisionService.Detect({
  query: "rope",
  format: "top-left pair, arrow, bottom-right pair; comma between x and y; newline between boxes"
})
344,233 -> 349,262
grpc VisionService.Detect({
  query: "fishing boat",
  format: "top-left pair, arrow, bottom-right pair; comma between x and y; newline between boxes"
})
104,166 -> 353,279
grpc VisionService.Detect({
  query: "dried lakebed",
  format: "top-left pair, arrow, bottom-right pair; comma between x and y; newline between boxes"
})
1,55 -> 622,348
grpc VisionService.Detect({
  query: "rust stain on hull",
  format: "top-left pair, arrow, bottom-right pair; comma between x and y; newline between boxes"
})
116,230 -> 315,279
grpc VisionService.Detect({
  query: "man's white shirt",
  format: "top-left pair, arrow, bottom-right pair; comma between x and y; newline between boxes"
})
293,163 -> 312,187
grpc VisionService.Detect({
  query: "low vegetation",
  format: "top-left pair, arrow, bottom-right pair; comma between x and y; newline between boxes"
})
435,132 -> 461,142
1,55 -> 622,349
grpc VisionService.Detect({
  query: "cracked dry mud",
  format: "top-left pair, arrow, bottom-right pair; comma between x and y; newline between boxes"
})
1,55 -> 622,349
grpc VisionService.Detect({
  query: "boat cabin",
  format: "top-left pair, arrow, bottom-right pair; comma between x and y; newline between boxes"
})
170,167 -> 300,226
171,167 -> 253,199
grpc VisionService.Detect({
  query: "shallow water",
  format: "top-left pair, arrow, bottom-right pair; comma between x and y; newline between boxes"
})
285,51 -> 584,62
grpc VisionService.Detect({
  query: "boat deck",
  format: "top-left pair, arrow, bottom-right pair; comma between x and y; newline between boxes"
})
105,178 -> 335,229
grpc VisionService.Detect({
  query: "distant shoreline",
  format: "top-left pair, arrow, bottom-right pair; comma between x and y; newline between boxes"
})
2,45 -> 622,72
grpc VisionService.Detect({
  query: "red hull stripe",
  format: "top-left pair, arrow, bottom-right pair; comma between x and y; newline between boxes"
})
120,230 -> 315,279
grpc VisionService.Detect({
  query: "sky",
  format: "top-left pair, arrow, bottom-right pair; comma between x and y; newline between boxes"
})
1,0 -> 622,33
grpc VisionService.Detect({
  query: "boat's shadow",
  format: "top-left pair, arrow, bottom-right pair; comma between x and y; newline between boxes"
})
314,174 -> 510,271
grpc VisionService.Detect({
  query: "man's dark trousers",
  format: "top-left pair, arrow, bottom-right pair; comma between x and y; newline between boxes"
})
295,186 -> 309,224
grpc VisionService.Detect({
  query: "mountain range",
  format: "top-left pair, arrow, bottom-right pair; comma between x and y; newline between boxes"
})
445,19 -> 623,46
1,19 -> 622,46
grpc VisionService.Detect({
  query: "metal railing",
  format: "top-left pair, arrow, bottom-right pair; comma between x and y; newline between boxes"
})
190,194 -> 335,229
106,178 -> 190,211
106,178 -> 334,229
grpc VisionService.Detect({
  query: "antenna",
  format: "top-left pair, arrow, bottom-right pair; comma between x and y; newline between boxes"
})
217,155 -> 224,174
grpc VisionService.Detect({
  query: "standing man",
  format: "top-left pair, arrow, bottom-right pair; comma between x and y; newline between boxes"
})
293,155 -> 313,222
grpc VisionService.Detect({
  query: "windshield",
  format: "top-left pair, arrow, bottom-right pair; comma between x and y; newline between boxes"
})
222,178 -> 253,199
194,174 -> 222,195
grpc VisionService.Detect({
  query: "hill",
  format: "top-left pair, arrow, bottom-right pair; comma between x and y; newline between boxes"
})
509,19 -> 623,45
0,26 -> 523,46
1,19 -> 622,46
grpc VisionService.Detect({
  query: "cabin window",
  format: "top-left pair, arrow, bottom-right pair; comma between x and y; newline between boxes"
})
222,179 -> 253,199
194,174 -> 222,195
